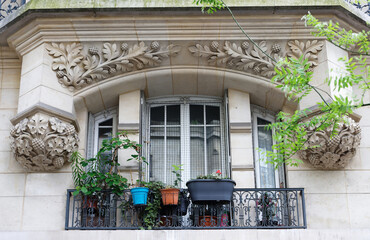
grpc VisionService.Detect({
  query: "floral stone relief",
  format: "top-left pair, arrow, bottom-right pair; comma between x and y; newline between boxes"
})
188,40 -> 324,77
46,41 -> 181,91
10,113 -> 79,171
298,118 -> 361,169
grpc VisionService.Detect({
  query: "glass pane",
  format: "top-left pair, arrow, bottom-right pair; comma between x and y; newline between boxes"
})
258,125 -> 275,188
150,127 -> 165,182
151,106 -> 164,125
190,105 -> 204,125
166,127 -> 181,185
97,125 -> 112,172
206,106 -> 220,125
99,118 -> 113,126
167,105 -> 180,125
190,126 -> 205,179
206,126 -> 222,175
257,117 -> 271,126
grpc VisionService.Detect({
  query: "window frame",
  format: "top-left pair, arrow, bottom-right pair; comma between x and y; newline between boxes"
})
251,105 -> 281,188
86,108 -> 118,159
144,96 -> 228,186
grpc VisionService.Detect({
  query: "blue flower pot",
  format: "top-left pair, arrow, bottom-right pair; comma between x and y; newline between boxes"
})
130,187 -> 149,205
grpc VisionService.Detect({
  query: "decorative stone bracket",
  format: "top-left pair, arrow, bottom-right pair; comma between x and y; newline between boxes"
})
10,112 -> 79,171
298,118 -> 361,169
188,39 -> 324,78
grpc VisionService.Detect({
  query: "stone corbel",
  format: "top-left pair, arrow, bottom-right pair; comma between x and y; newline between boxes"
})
298,117 -> 361,169
10,104 -> 79,172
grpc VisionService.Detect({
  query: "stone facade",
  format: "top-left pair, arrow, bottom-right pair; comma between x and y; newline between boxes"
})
0,0 -> 370,239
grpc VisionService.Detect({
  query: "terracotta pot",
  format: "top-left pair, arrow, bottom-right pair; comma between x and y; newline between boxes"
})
199,215 -> 217,227
160,188 -> 180,205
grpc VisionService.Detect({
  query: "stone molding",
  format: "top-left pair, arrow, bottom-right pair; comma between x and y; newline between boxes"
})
10,112 -> 79,171
11,102 -> 79,131
45,39 -> 323,92
189,40 -> 324,78
298,118 -> 361,169
46,41 -> 181,91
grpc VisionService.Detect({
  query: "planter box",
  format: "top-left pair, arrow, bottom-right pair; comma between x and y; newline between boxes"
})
186,179 -> 236,204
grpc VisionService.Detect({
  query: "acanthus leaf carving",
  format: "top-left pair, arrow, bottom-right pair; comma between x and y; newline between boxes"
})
189,40 -> 324,78
46,41 -> 181,91
189,40 -> 283,78
298,117 -> 361,169
10,113 -> 79,172
287,40 -> 324,67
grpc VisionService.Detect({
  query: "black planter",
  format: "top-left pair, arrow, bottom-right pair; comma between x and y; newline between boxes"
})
186,179 -> 236,204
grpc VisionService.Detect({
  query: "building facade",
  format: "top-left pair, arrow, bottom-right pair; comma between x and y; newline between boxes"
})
1,0 -> 370,239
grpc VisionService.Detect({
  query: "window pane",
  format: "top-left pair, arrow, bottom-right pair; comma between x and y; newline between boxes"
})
257,118 -> 271,126
99,118 -> 113,126
150,127 -> 165,181
206,106 -> 220,124
151,106 -> 164,125
207,126 -> 222,175
258,124 -> 275,188
166,127 -> 181,185
167,105 -> 180,125
97,123 -> 113,172
190,105 -> 204,125
190,126 -> 205,179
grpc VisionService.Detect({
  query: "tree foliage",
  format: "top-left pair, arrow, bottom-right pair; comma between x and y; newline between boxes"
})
194,1 -> 370,167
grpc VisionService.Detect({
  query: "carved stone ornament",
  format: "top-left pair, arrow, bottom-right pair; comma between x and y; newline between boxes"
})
188,40 -> 323,77
298,118 -> 361,169
10,113 -> 79,171
46,42 -> 181,91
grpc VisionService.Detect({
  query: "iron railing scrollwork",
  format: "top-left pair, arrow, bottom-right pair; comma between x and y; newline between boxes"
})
0,0 -> 25,21
344,0 -> 370,16
65,188 -> 306,230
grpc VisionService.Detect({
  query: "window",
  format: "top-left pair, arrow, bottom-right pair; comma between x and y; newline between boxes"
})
252,106 -> 285,188
145,97 -> 228,186
86,109 -> 117,159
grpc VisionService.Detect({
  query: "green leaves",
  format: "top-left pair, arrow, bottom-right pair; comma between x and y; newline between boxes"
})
193,0 -> 225,14
69,131 -> 145,196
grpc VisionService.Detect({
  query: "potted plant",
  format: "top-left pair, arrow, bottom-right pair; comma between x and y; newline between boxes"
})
69,131 -> 144,226
186,170 -> 236,204
160,164 -> 183,205
257,192 -> 278,226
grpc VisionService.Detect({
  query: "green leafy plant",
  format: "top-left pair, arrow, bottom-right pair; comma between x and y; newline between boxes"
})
193,1 -> 370,168
172,164 -> 183,188
69,131 -> 145,196
140,181 -> 165,230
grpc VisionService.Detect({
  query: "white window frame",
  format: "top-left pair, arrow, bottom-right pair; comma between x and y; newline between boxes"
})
144,96 -> 228,187
86,108 -> 117,158
252,105 -> 280,188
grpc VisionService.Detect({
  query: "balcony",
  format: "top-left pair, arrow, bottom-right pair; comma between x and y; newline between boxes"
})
65,188 -> 306,230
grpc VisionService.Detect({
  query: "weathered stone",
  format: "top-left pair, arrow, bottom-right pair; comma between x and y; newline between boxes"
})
10,113 -> 79,171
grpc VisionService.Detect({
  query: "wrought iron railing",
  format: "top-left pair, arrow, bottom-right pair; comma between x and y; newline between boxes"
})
0,0 -> 25,21
65,188 -> 306,230
344,0 -> 370,16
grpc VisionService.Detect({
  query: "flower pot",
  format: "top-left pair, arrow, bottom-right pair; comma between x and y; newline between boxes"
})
160,188 -> 180,205
199,215 -> 217,227
186,179 -> 236,204
130,187 -> 149,205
